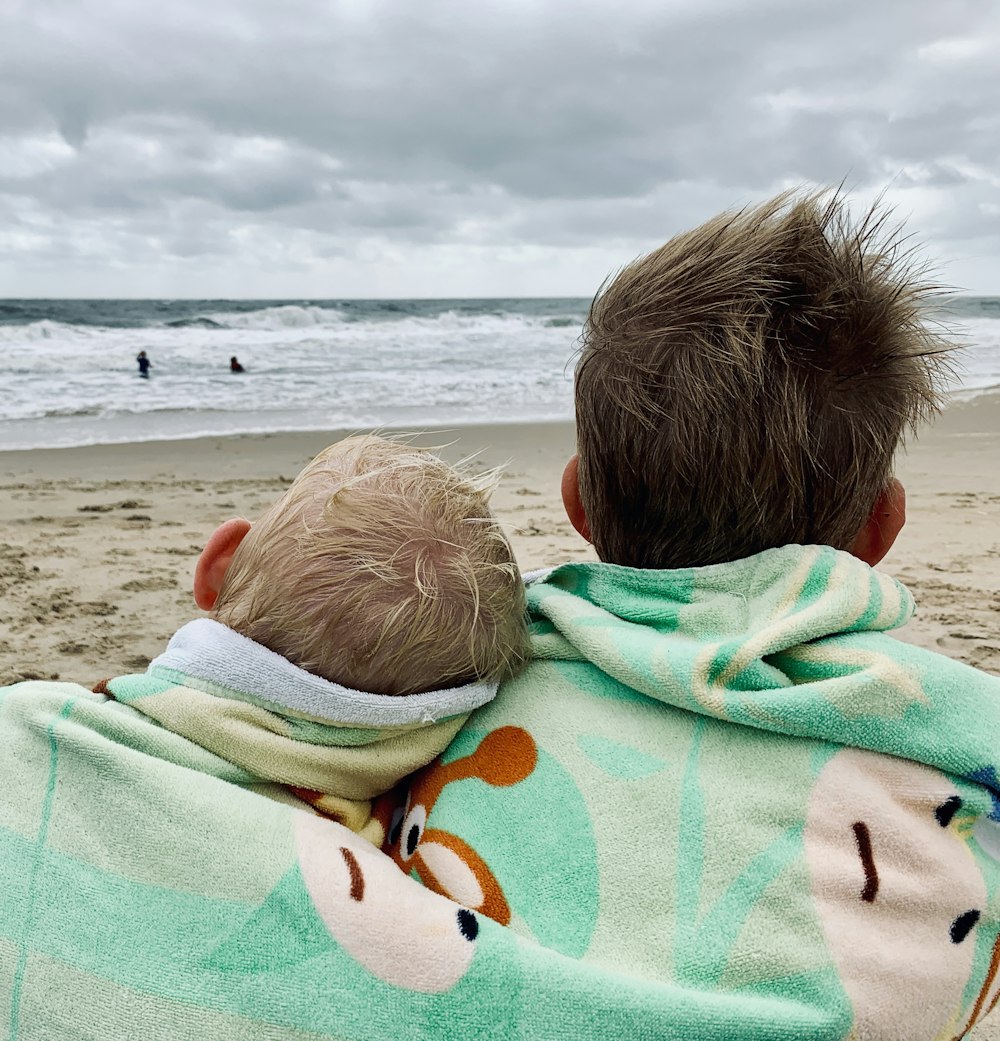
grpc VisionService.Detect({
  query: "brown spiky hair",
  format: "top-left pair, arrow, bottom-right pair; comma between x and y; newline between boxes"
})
575,189 -> 953,569
212,435 -> 528,695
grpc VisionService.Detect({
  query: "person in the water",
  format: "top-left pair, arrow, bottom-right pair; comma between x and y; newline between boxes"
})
136,350 -> 151,378
230,356 -> 245,373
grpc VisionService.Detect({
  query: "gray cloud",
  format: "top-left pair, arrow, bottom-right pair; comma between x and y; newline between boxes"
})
0,0 -> 998,295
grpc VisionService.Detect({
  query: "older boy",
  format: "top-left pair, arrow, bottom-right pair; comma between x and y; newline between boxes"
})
389,192 -> 1000,1040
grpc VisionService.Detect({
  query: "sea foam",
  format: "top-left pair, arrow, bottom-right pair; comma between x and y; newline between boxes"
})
0,298 -> 585,450
2,296 -> 998,452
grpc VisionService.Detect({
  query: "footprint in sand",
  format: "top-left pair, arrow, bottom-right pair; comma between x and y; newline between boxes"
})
0,546 -> 37,598
11,489 -> 58,501
56,640 -> 88,655
937,633 -> 982,650
7,670 -> 61,683
77,601 -> 119,617
935,633 -> 1000,671
78,499 -> 152,513
120,575 -> 175,593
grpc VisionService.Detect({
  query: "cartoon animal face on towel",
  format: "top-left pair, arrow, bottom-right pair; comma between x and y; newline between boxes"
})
804,747 -> 1000,1041
384,726 -> 538,926
295,813 -> 479,993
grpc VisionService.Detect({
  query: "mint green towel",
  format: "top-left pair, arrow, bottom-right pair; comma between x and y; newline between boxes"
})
388,545 -> 1000,1040
4,544 -> 1000,1039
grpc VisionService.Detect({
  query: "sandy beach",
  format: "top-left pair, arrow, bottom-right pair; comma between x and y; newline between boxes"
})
1,400 -> 999,688
3,400 -> 1000,1038
0,422 -> 587,686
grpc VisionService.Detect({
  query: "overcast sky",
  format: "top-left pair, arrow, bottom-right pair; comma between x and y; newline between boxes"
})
0,0 -> 997,298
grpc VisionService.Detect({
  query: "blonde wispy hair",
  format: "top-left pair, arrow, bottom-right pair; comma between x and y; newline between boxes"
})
575,188 -> 954,569
212,435 -> 527,695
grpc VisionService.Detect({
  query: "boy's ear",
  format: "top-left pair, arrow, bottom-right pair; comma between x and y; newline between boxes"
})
561,455 -> 592,544
194,518 -> 252,611
848,479 -> 906,567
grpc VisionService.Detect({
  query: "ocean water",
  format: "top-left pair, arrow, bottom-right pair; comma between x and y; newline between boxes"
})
0,295 -> 998,452
0,298 -> 585,451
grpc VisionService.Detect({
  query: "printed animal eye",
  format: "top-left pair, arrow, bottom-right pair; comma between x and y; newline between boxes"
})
935,796 -> 962,827
398,803 -> 427,862
950,910 -> 980,944
457,908 -> 479,942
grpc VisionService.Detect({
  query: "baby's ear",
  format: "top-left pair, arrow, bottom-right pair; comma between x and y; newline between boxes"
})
194,518 -> 252,611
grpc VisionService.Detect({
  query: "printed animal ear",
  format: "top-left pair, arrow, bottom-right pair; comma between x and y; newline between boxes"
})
413,827 -> 513,925
405,726 -> 538,819
385,727 -> 540,927
463,727 -> 538,787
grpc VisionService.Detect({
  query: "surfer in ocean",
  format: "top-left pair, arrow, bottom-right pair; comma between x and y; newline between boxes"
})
230,355 -> 245,373
136,350 -> 151,378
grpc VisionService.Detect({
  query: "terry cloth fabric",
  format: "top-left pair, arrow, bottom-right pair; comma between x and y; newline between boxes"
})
387,545 -> 1000,1041
98,617 -> 497,839
1,648 -> 800,1039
